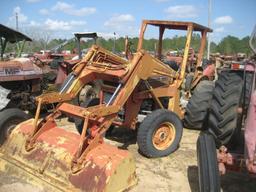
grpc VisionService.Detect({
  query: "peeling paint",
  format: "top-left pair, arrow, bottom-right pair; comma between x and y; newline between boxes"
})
0,120 -> 137,192
56,137 -> 67,145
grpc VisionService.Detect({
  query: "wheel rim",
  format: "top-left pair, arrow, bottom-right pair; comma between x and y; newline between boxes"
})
152,122 -> 176,150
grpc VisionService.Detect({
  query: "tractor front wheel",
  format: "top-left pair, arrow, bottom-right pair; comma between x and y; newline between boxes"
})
0,108 -> 30,145
197,132 -> 220,192
137,109 -> 183,158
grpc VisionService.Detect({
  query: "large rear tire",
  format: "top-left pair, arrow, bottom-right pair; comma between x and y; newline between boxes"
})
197,132 -> 220,192
208,71 -> 243,147
0,108 -> 30,145
137,109 -> 183,158
184,81 -> 214,129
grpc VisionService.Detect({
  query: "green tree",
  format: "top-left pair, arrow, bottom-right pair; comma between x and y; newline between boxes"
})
216,35 -> 251,55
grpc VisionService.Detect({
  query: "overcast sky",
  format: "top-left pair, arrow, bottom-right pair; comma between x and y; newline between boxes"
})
1,0 -> 255,42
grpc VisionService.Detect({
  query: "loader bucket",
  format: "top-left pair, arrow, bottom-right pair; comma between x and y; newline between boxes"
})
0,119 -> 137,192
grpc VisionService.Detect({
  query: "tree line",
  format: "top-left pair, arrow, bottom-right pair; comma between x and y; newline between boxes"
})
6,34 -> 253,56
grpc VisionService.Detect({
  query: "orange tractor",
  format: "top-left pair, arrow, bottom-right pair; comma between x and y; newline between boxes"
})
0,20 -> 211,191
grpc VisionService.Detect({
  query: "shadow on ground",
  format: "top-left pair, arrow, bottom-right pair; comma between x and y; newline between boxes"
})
105,127 -> 137,150
187,166 -> 199,192
187,165 -> 256,192
221,172 -> 256,192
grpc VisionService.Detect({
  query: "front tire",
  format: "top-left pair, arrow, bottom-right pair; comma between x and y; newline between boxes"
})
197,132 -> 220,192
0,108 -> 30,145
137,109 -> 183,158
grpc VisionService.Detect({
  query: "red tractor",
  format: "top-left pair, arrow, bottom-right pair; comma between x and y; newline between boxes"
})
197,25 -> 256,192
0,24 -> 99,140
32,32 -> 98,87
0,24 -> 45,143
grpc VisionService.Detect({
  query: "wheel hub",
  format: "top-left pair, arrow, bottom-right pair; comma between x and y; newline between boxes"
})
152,122 -> 176,150
159,132 -> 167,141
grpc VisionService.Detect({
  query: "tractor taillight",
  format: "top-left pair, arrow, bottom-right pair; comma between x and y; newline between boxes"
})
231,63 -> 244,70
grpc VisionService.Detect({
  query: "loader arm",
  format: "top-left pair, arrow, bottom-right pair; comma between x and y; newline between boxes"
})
28,45 -> 179,171
0,20 -> 213,192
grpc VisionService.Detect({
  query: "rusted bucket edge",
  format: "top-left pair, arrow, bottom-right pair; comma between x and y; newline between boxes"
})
0,152 -> 74,192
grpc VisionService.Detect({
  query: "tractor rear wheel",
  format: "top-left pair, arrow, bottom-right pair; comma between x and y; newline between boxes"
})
137,109 -> 183,158
208,71 -> 244,147
184,80 -> 214,129
197,132 -> 220,192
0,108 -> 30,145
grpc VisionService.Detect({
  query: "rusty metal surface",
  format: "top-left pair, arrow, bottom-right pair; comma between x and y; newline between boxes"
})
55,65 -> 68,85
245,75 -> 256,173
0,58 -> 43,81
27,44 -> 183,162
137,20 -> 212,101
217,146 -> 247,175
0,19 -> 213,191
4,42 -> 183,191
142,20 -> 213,32
0,119 -> 137,192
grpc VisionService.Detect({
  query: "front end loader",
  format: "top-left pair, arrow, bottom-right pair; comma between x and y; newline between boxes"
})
0,44 -> 178,191
0,20 -> 211,191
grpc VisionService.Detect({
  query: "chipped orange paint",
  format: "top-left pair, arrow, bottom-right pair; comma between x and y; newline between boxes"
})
0,20 -> 213,192
0,120 -> 137,192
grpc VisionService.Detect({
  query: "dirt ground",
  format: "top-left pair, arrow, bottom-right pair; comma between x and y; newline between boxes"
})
0,119 -> 256,192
